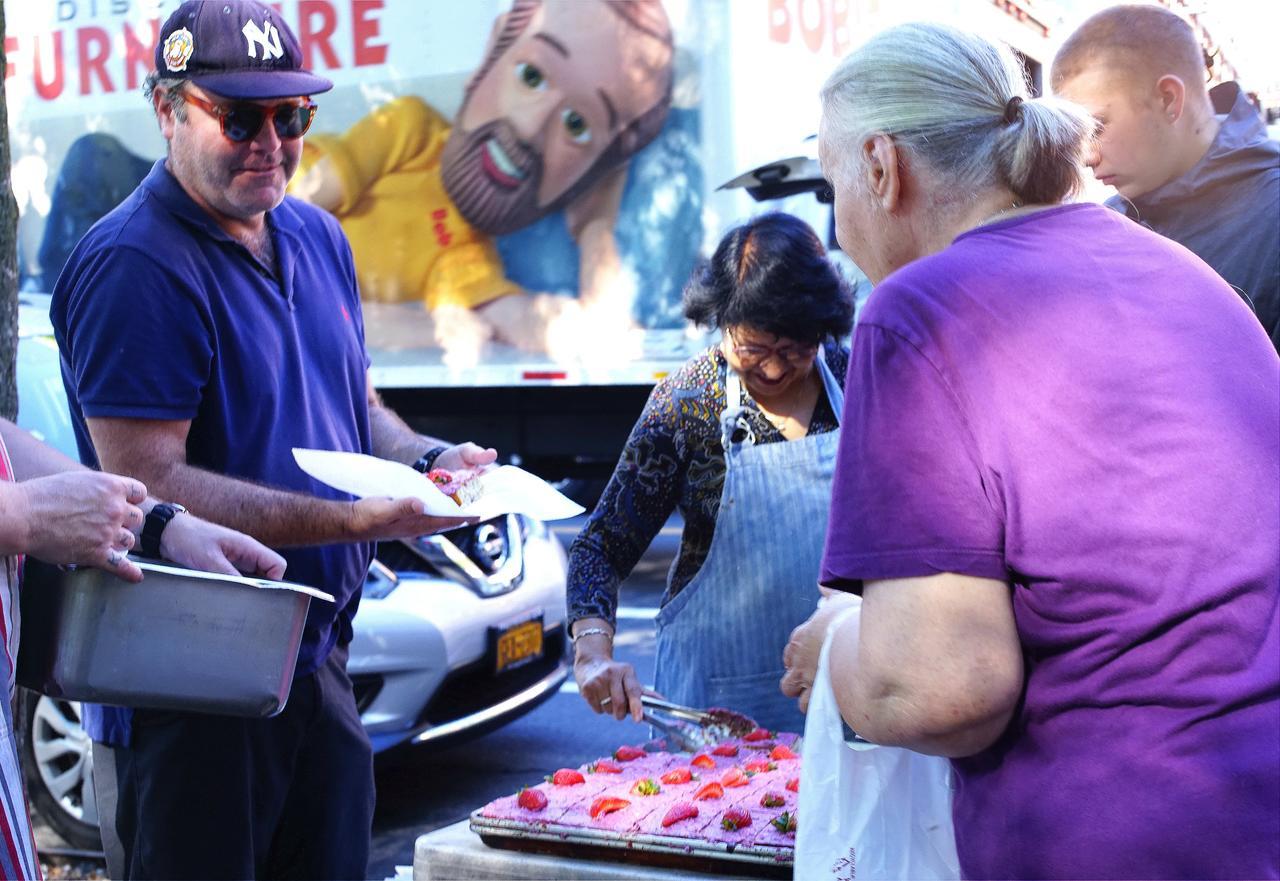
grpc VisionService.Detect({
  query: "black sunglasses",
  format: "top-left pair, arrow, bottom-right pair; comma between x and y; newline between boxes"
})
183,91 -> 317,143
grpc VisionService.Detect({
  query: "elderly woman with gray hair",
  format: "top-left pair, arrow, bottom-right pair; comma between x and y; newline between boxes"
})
780,21 -> 1279,881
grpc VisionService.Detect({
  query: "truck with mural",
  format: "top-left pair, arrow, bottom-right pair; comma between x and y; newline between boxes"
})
4,0 -> 1063,494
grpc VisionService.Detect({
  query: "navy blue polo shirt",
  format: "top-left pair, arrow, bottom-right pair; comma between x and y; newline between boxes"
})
51,160 -> 373,745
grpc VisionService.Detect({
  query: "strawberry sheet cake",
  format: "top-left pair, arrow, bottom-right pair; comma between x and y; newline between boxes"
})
475,729 -> 801,861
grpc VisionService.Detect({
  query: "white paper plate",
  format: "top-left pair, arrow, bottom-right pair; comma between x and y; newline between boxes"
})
292,448 -> 585,521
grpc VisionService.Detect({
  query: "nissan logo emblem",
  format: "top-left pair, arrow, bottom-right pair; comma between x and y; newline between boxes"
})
473,523 -> 507,573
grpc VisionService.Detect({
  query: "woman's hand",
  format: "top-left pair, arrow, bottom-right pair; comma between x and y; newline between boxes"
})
573,621 -> 643,722
780,592 -> 861,713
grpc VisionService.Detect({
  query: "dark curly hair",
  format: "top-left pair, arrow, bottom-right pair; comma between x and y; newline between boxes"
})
683,212 -> 854,345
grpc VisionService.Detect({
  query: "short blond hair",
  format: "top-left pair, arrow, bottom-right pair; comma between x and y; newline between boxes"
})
1051,4 -> 1207,95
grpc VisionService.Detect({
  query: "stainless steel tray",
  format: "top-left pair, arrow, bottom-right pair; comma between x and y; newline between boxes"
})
17,557 -> 334,718
470,810 -> 792,879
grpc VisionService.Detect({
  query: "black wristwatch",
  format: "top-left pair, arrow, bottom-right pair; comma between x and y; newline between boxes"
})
141,502 -> 187,559
411,446 -> 448,474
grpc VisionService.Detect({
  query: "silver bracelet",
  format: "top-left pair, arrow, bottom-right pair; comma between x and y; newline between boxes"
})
571,627 -> 614,645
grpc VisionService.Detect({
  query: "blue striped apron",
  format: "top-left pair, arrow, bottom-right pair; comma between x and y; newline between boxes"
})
653,350 -> 844,733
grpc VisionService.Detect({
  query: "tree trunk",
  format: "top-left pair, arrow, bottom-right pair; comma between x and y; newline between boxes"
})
0,1 -> 19,421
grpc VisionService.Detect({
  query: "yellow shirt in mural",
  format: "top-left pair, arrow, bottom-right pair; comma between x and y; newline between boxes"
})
296,97 -> 514,309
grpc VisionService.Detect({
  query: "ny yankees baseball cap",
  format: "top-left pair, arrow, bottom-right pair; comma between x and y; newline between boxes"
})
156,1 -> 333,100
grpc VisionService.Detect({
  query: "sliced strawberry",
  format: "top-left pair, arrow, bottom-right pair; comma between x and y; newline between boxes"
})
661,801 -> 699,828
785,777 -> 800,793
589,796 -> 631,819
693,781 -> 724,801
549,768 -> 585,786
721,767 -> 750,788
660,767 -> 694,785
744,759 -> 777,774
588,760 -> 623,774
690,754 -> 716,769
770,744 -> 799,761
614,745 -> 646,762
517,788 -> 547,811
711,743 -> 740,757
721,807 -> 753,831
630,777 -> 662,796
760,791 -> 786,808
771,810 -> 798,834
743,728 -> 774,742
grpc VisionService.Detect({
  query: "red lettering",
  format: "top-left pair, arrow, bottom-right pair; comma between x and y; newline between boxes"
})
830,0 -> 851,56
4,36 -> 16,81
34,31 -> 65,101
768,0 -> 791,45
123,19 -> 160,91
431,207 -> 452,246
298,1 -> 340,70
798,0 -> 825,54
352,0 -> 388,66
78,26 -> 114,95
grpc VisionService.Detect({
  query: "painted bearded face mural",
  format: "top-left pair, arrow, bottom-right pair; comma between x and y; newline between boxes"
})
441,0 -> 674,236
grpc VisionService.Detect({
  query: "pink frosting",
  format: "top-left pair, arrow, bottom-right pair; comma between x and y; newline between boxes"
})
479,735 -> 803,852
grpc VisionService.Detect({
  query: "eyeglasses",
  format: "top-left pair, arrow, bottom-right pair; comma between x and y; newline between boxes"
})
182,91 -> 317,143
727,331 -> 819,369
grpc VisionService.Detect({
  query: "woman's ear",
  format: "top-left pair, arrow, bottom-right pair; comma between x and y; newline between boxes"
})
863,134 -> 902,212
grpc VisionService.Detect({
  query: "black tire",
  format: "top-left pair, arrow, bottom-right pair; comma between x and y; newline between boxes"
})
17,688 -> 104,851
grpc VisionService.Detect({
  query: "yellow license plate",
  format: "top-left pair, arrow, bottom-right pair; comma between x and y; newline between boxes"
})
495,619 -> 544,673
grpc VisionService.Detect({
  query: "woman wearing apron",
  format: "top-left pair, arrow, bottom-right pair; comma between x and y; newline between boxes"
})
568,212 -> 855,733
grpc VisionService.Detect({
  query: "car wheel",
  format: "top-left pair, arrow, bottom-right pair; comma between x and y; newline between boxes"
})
17,688 -> 103,850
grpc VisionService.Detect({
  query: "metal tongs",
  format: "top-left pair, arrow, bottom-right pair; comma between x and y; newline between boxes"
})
604,694 -> 758,752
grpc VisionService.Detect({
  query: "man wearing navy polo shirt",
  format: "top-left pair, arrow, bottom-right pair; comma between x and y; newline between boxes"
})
51,2 -> 495,878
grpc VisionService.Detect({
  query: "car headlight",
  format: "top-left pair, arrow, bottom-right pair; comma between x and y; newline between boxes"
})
363,558 -> 400,600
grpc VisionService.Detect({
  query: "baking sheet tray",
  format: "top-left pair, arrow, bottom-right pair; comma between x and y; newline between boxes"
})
470,810 -> 792,879
17,557 -> 332,717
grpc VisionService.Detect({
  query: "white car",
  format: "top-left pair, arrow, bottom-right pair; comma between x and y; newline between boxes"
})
13,293 -> 571,849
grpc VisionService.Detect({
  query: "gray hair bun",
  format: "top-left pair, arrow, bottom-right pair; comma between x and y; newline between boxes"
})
821,21 -> 1095,205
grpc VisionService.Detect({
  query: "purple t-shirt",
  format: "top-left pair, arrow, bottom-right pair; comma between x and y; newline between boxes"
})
823,204 -> 1280,880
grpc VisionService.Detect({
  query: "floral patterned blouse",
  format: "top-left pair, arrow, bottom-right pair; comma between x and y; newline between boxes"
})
566,341 -> 850,627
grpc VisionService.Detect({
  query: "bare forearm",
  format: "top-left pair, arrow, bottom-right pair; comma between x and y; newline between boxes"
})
0,418 -> 86,479
368,399 -> 447,465
119,459 -> 356,548
0,482 -> 31,553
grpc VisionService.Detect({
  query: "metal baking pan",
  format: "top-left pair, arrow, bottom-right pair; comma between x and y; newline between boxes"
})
470,811 -> 792,879
16,557 -> 334,718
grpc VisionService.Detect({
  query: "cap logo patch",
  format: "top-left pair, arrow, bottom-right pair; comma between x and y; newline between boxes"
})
163,27 -> 195,72
242,18 -> 284,61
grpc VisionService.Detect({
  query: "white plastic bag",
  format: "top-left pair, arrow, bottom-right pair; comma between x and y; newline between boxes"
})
796,604 -> 960,881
